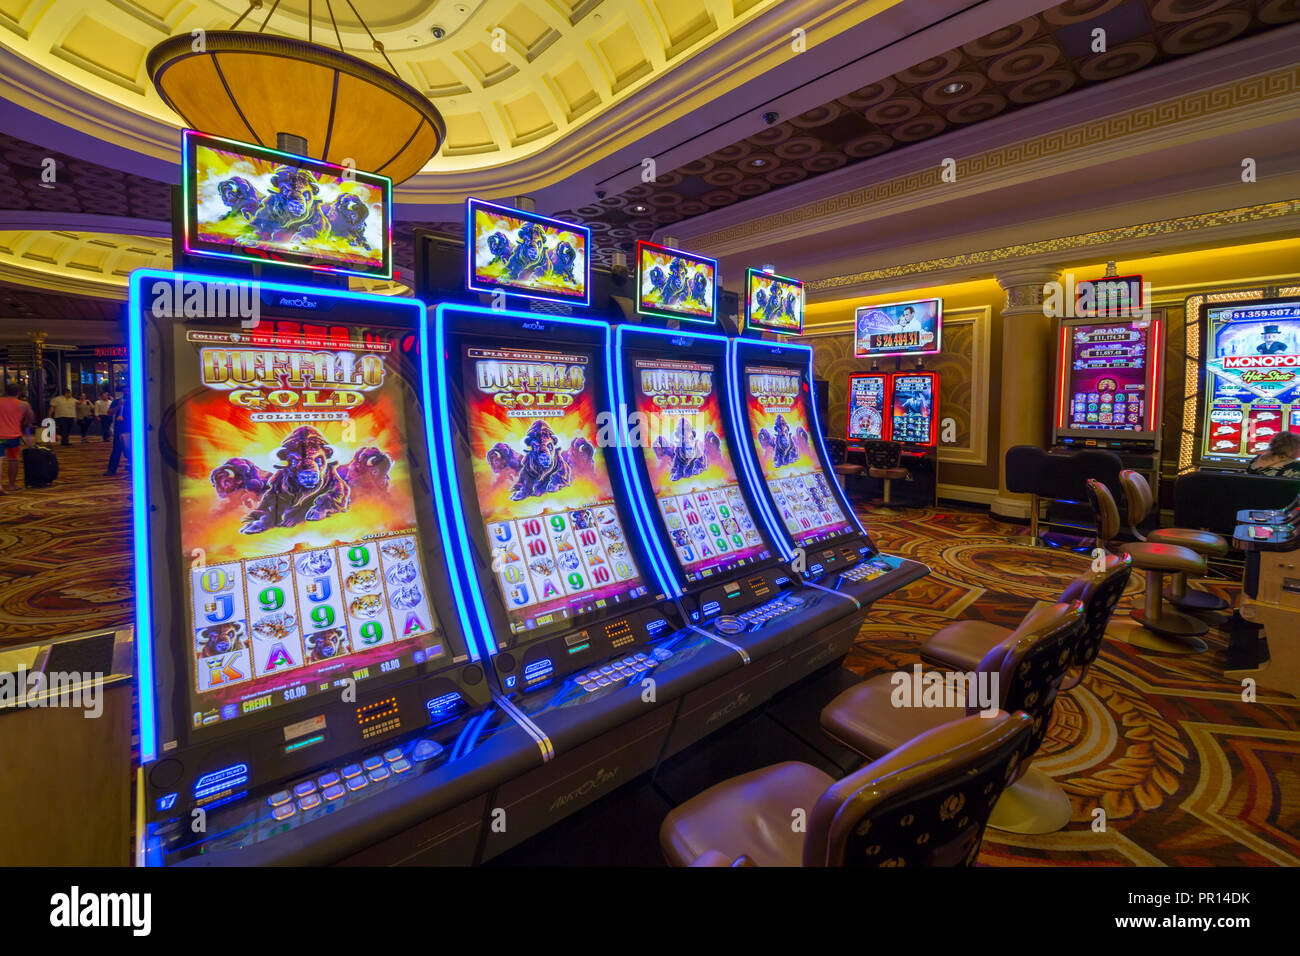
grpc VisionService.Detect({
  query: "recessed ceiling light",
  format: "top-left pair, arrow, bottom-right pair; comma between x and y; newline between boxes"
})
630,204 -> 648,214
750,158 -> 768,167
942,81 -> 967,94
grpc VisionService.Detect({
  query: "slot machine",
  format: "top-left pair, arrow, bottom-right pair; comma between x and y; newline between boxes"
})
419,205 -> 771,858
735,270 -> 929,608
846,372 -> 890,445
613,267 -> 866,695
133,135 -> 542,867
1195,297 -> 1300,471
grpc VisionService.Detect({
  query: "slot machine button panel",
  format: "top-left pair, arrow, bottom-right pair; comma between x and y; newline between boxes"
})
317,771 -> 341,789
383,748 -> 403,763
412,739 -> 443,762
345,776 -> 368,793
271,803 -> 296,821
391,758 -> 412,775
341,763 -> 363,779
267,790 -> 292,808
322,784 -> 346,802
297,793 -> 322,812
292,781 -> 317,798
362,756 -> 384,772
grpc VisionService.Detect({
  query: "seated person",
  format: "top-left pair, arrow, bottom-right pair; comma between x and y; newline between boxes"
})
1246,431 -> 1300,478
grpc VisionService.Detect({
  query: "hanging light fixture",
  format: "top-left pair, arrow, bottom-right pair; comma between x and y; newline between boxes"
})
147,0 -> 445,185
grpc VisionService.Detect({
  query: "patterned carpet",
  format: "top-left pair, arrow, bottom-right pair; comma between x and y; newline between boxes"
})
2,444 -> 1297,866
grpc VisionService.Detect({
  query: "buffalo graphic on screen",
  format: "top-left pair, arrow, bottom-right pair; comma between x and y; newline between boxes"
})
486,419 -> 596,501
758,415 -> 807,467
208,425 -> 394,534
651,416 -> 723,481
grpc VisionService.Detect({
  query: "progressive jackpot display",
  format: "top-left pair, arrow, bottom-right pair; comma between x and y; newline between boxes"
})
636,240 -> 716,322
632,358 -> 768,582
467,199 -> 590,306
855,298 -> 941,358
463,346 -> 648,635
891,372 -> 937,445
1062,322 -> 1150,432
1202,299 -> 1300,463
179,329 -> 442,730
847,373 -> 887,441
744,365 -> 855,547
184,130 -> 391,279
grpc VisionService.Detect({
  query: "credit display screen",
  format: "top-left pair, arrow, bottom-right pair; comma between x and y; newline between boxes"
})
1201,300 -> 1300,463
1062,321 -> 1150,432
890,372 -> 937,445
178,326 -> 442,731
631,357 -> 769,582
462,345 -> 648,636
847,373 -> 888,441
743,364 -> 855,548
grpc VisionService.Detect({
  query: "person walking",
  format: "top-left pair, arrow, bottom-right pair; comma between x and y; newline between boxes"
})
0,383 -> 35,493
49,389 -> 77,446
76,393 -> 95,443
105,388 -> 131,476
94,392 -> 113,441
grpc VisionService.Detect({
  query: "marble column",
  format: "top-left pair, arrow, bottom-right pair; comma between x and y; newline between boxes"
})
991,268 -> 1062,520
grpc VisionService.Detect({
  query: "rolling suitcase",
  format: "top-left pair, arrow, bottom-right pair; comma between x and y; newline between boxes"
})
22,445 -> 58,488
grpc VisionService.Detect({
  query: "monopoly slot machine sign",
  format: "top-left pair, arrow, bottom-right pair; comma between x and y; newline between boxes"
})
630,357 -> 768,581
1201,299 -> 1300,465
744,365 -> 855,547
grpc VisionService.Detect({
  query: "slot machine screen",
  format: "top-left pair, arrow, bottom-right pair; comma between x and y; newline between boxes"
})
176,324 -> 444,734
466,198 -> 590,307
743,364 -> 856,547
1200,299 -> 1300,464
746,268 -> 804,334
854,298 -> 941,358
635,240 -> 717,323
183,130 -> 392,279
847,373 -> 889,441
630,357 -> 770,582
1056,319 -> 1157,438
890,372 -> 937,446
461,345 -> 649,637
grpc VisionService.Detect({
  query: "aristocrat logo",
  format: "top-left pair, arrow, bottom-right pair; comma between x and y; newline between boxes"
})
277,296 -> 319,309
547,766 -> 619,812
706,690 -> 751,725
522,320 -> 547,331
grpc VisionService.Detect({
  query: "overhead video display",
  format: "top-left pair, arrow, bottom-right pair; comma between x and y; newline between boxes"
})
177,327 -> 441,731
847,373 -> 889,441
631,357 -> 769,583
890,372 -> 937,446
462,345 -> 648,636
854,298 -> 942,358
184,130 -> 391,279
1060,321 -> 1152,434
635,240 -> 717,323
1201,299 -> 1300,464
746,269 -> 804,335
743,364 -> 855,548
467,199 -> 590,306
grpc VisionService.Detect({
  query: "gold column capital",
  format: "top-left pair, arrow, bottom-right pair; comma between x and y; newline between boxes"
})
996,269 -> 1064,314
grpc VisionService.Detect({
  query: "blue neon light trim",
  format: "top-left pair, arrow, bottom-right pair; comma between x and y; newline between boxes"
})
725,338 -> 794,561
610,326 -> 682,596
128,269 -> 474,766
464,198 -> 592,308
433,303 -> 669,656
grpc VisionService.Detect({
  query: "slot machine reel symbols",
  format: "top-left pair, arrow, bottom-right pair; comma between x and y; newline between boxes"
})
196,565 -> 240,625
343,543 -> 390,648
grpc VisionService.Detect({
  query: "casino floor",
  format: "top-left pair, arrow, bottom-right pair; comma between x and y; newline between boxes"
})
0,0 -> 1298,872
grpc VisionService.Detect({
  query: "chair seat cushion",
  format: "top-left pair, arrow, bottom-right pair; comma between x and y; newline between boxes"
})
820,672 -> 970,760
920,621 -> 1013,672
660,761 -> 834,867
834,464 -> 865,477
869,467 -> 909,480
1119,541 -> 1206,575
1147,527 -> 1229,556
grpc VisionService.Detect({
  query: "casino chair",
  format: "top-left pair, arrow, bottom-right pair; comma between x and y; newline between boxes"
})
1119,469 -> 1229,614
919,554 -> 1132,692
660,711 -> 1033,867
1087,479 -> 1209,654
825,437 -> 864,491
862,439 -> 909,506
821,601 -> 1085,834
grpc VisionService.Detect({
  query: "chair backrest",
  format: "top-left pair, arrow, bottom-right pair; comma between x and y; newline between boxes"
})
1173,470 -> 1300,534
1059,554 -> 1133,672
1005,445 -> 1048,495
825,437 -> 848,465
808,711 -> 1034,867
863,439 -> 901,469
975,600 -> 1085,764
1086,478 -> 1121,543
1119,469 -> 1154,526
